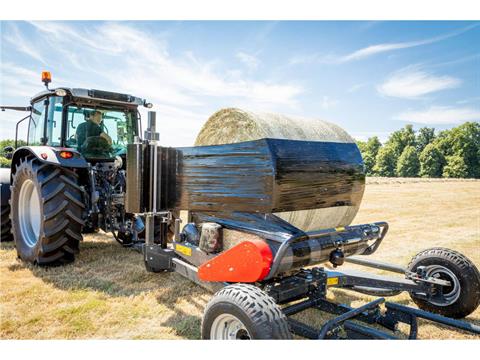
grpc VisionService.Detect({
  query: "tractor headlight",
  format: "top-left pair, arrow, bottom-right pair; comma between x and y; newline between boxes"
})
114,156 -> 123,169
55,89 -> 67,97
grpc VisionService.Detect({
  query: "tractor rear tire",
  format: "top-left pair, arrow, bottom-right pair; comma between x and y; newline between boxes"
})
407,247 -> 480,318
1,204 -> 13,242
202,284 -> 292,339
11,158 -> 84,265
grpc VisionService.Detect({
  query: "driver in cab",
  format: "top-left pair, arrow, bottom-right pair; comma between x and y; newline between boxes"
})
76,110 -> 112,156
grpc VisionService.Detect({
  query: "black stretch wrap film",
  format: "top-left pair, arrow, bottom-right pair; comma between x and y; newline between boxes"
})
126,137 -> 367,275
175,139 -> 274,212
175,138 -> 365,213
268,139 -> 365,211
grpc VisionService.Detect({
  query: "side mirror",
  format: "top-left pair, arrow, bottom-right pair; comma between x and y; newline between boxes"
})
3,146 -> 14,160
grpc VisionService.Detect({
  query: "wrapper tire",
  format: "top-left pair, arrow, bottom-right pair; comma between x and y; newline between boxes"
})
408,247 -> 480,318
202,284 -> 292,339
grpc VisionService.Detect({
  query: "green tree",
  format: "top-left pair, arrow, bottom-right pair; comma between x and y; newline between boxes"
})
443,155 -> 468,178
396,145 -> 420,177
0,139 -> 22,168
373,145 -> 396,177
434,122 -> 480,178
0,157 -> 11,168
419,143 -> 445,178
0,139 -> 26,157
386,124 -> 416,157
383,125 -> 416,172
357,136 -> 382,175
356,140 -> 367,153
416,127 -> 435,153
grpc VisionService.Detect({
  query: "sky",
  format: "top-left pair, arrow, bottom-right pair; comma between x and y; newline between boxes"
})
0,21 -> 479,146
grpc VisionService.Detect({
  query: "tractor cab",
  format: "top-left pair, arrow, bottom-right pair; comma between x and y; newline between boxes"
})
6,71 -> 152,161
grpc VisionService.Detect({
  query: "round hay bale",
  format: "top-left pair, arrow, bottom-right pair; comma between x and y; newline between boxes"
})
195,108 -> 354,146
195,108 -> 363,231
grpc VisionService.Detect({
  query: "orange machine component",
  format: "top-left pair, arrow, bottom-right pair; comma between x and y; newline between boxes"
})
198,240 -> 273,283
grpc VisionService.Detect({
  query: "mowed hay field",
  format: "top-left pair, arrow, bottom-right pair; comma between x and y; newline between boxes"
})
1,179 -> 479,339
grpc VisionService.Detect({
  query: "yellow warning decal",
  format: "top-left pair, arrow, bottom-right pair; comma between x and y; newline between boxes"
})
327,277 -> 339,286
176,244 -> 192,256
335,227 -> 345,232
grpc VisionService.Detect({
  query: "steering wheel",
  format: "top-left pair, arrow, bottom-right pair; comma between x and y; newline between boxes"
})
67,134 -> 77,145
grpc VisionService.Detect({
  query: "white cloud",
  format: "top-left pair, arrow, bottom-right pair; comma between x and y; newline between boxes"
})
456,96 -> 480,105
394,106 -> 480,125
290,23 -> 479,65
377,67 -> 461,99
347,83 -> 367,93
23,22 -> 301,108
340,23 -> 478,62
0,62 -> 43,98
3,25 -> 47,64
1,22 -> 303,145
236,51 -> 260,70
341,42 -> 425,62
288,53 -> 341,65
351,131 -> 390,143
320,96 -> 338,110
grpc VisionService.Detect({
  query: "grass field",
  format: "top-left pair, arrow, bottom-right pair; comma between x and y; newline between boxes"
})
1,179 -> 479,339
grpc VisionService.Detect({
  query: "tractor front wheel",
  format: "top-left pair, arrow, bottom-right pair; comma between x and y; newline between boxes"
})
407,247 -> 480,318
11,158 -> 84,265
202,284 -> 292,339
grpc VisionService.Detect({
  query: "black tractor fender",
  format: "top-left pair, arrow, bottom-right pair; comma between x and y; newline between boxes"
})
10,146 -> 89,178
0,168 -> 11,206
5,146 -> 88,204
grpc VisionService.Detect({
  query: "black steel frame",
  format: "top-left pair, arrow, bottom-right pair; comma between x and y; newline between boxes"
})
284,294 -> 480,339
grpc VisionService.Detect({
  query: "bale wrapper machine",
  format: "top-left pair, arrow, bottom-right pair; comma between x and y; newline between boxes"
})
125,112 -> 480,340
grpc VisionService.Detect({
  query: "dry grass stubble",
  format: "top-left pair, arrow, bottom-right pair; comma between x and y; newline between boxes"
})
1,179 -> 479,339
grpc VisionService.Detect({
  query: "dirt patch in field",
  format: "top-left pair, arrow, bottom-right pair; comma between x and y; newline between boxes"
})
1,180 -> 479,339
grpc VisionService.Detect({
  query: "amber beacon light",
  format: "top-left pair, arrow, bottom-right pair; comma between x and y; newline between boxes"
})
41,71 -> 52,87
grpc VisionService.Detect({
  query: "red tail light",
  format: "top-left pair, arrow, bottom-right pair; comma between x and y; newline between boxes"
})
59,151 -> 73,159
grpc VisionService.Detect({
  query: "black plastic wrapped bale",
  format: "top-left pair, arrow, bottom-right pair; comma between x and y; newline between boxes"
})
174,138 -> 364,214
195,108 -> 365,231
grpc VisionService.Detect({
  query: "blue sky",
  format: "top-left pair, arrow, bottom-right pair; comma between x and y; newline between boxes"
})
1,21 -> 479,146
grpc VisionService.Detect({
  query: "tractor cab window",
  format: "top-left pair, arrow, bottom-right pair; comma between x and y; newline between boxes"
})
28,96 -> 63,146
65,105 -> 137,159
47,97 -> 63,146
28,100 -> 47,145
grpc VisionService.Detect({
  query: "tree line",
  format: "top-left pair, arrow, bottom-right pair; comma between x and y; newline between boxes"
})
356,122 -> 480,178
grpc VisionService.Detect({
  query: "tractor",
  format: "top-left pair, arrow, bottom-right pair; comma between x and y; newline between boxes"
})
1,71 -> 155,265
1,72 -> 479,339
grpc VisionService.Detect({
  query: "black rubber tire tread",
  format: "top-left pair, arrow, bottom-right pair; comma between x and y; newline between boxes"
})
202,283 -> 292,339
1,204 -> 13,242
407,247 -> 480,318
10,158 -> 84,265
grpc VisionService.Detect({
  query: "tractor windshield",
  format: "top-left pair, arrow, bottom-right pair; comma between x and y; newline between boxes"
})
65,105 -> 137,159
